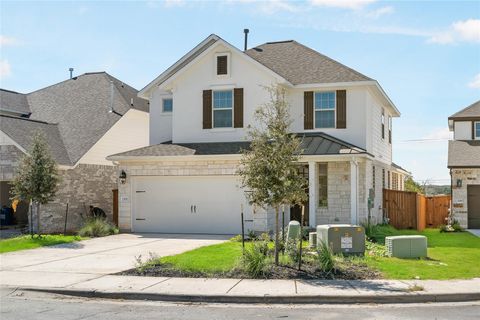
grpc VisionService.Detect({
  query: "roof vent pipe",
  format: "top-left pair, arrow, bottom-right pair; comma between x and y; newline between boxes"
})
69,68 -> 74,79
243,29 -> 249,51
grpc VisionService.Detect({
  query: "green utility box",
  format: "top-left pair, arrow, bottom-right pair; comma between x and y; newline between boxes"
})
316,224 -> 365,255
286,221 -> 301,243
385,235 -> 427,258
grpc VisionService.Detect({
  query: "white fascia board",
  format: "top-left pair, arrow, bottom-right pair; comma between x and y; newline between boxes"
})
138,34 -> 221,99
373,81 -> 400,117
159,39 -> 292,91
293,81 -> 374,89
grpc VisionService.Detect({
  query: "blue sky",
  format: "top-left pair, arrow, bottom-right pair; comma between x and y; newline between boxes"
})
1,0 -> 479,184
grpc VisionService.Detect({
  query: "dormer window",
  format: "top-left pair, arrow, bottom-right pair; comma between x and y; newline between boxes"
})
216,54 -> 228,76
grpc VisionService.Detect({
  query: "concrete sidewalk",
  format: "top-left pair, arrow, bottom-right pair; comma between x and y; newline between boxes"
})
4,275 -> 480,304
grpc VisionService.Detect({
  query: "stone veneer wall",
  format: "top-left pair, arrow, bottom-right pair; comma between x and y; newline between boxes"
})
40,164 -> 117,233
451,168 -> 480,228
0,145 -> 24,181
315,161 -> 368,225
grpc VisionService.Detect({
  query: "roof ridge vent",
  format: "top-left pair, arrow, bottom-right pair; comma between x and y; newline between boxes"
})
265,40 -> 294,44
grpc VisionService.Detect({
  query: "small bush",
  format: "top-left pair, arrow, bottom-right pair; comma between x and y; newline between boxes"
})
230,234 -> 243,242
316,240 -> 335,273
78,218 -> 118,237
247,229 -> 257,240
135,252 -> 160,273
243,241 -> 268,278
285,238 -> 300,263
451,220 -> 464,232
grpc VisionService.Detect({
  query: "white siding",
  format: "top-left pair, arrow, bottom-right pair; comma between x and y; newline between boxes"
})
289,87 -> 368,149
367,90 -> 392,165
454,121 -> 472,140
150,90 -> 173,144
79,109 -> 149,165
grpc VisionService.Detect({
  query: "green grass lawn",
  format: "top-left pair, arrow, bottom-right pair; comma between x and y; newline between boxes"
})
161,241 -> 244,274
153,228 -> 480,280
0,235 -> 85,253
365,229 -> 480,280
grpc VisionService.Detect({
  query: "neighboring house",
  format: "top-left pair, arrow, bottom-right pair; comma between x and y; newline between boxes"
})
0,72 -> 149,232
448,100 -> 480,229
390,162 -> 411,191
108,34 -> 406,234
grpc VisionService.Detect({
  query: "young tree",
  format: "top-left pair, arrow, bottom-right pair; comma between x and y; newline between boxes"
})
11,133 -> 60,236
238,85 -> 307,265
404,177 -> 424,194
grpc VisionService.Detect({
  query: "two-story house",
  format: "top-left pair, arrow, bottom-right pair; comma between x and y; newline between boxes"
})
108,34 -> 402,234
448,100 -> 480,229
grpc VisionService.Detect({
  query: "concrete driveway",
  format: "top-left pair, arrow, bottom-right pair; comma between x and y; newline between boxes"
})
0,233 -> 229,288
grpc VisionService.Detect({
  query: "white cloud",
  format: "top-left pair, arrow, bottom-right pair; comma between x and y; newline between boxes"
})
310,0 -> 377,10
0,35 -> 19,46
429,19 -> 480,44
257,0 -> 300,14
423,127 -> 453,141
363,5 -> 394,19
0,59 -> 11,78
468,73 -> 480,89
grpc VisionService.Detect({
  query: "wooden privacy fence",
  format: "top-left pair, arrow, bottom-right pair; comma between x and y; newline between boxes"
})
383,189 -> 451,231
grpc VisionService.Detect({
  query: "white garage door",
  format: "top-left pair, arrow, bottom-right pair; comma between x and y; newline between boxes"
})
132,176 -> 251,234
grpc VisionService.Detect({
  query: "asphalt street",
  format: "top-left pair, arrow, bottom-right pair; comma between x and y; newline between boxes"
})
1,288 -> 479,320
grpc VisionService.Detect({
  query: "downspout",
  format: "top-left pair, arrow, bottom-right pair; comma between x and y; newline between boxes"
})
449,168 -> 453,224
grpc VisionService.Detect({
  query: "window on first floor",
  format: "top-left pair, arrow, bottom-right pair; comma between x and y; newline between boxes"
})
213,90 -> 233,128
372,165 -> 376,191
475,121 -> 480,140
314,92 -> 335,128
318,163 -> 328,207
382,168 -> 385,189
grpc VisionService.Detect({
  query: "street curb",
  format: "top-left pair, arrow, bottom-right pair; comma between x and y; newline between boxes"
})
18,287 -> 480,305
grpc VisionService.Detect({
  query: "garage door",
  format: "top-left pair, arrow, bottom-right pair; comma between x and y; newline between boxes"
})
467,185 -> 480,229
132,176 -> 252,234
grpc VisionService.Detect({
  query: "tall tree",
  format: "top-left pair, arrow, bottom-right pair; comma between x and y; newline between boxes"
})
11,133 -> 60,236
238,85 -> 307,265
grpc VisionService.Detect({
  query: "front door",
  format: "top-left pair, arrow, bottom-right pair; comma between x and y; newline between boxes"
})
290,164 -> 309,226
467,185 -> 480,229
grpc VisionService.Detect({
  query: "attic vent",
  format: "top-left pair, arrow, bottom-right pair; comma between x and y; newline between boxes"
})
217,56 -> 228,75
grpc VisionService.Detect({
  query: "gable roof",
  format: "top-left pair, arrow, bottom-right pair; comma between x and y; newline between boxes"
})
1,72 -> 148,166
0,89 -> 31,116
107,132 -> 368,160
449,100 -> 480,120
246,40 -> 372,85
0,115 -> 71,165
448,140 -> 480,168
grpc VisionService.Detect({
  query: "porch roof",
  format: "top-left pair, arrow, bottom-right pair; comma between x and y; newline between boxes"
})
107,132 -> 368,160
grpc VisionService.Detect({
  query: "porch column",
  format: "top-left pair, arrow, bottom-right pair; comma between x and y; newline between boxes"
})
350,160 -> 358,225
308,161 -> 317,228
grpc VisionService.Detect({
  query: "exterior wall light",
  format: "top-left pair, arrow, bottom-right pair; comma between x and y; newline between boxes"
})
456,179 -> 462,188
119,170 -> 127,184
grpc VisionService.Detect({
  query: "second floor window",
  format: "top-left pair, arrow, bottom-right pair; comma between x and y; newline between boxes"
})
213,90 -> 232,128
162,98 -> 173,113
381,109 -> 385,139
475,121 -> 480,140
388,116 -> 392,144
314,92 -> 335,128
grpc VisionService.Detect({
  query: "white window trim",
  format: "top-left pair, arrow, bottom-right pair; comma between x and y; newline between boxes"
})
313,91 -> 336,129
162,98 -> 173,113
475,121 -> 480,140
212,89 -> 234,129
214,52 -> 231,78
381,109 -> 385,140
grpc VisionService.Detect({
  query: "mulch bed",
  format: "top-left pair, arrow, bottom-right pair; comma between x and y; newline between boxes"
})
119,259 -> 381,280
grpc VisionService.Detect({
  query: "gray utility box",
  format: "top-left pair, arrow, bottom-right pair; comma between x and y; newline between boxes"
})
316,224 -> 365,255
385,235 -> 427,258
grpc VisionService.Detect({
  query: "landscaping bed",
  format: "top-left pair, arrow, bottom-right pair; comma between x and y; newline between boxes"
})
121,226 -> 480,280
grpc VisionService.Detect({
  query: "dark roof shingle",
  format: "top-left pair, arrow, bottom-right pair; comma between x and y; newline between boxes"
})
246,40 -> 372,85
449,100 -> 480,119
108,132 -> 367,159
448,140 -> 480,167
0,89 -> 31,116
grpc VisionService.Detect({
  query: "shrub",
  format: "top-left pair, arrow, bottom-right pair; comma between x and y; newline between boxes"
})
247,229 -> 257,240
134,252 -> 159,273
78,217 -> 118,237
243,241 -> 268,278
451,220 -> 464,232
258,233 -> 270,256
230,234 -> 243,242
285,238 -> 300,263
316,240 -> 335,273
